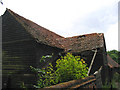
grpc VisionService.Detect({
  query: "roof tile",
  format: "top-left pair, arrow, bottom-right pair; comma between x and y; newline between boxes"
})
107,54 -> 120,68
6,9 -> 106,53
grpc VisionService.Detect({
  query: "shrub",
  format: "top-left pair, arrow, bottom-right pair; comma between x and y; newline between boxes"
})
31,53 -> 88,88
55,53 -> 88,83
30,55 -> 55,88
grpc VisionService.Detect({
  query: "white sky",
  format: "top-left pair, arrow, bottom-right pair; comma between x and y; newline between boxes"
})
0,0 -> 119,51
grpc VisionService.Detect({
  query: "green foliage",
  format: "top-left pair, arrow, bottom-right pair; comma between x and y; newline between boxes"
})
113,72 -> 120,83
102,81 -> 116,89
31,53 -> 88,88
102,72 -> 120,89
20,82 -> 28,90
31,63 -> 57,88
112,72 -> 120,88
55,53 -> 88,82
40,55 -> 52,62
107,50 -> 120,64
30,54 -> 54,88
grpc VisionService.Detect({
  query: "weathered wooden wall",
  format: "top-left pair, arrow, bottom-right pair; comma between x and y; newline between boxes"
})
2,10 -> 37,88
2,41 -> 37,88
2,10 -> 33,43
2,10 -> 63,88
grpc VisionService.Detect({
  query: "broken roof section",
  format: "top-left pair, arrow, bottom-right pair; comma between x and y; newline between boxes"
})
4,9 -> 106,53
107,54 -> 120,68
56,33 -> 105,53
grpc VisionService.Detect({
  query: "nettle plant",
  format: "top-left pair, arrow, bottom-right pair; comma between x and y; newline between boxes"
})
30,53 -> 88,88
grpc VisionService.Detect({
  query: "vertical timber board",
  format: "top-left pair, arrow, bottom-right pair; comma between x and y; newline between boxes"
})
2,41 -> 37,88
2,10 -> 38,88
101,48 -> 109,85
94,69 -> 103,88
2,9 -> 33,43
35,43 -> 63,68
0,15 -> 2,89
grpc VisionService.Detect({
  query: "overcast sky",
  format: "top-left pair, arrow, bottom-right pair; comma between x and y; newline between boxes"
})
0,0 -> 119,51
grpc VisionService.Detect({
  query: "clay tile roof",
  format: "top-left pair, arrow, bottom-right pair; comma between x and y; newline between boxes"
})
107,54 -> 120,68
5,9 -> 106,52
6,9 -> 64,49
56,33 -> 105,53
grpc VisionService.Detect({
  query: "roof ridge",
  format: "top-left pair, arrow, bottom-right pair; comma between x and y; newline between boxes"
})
6,8 -> 64,38
5,8 -> 64,49
3,9 -> 106,52
65,33 -> 103,39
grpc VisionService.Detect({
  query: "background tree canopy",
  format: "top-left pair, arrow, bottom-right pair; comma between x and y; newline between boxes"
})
107,50 -> 120,64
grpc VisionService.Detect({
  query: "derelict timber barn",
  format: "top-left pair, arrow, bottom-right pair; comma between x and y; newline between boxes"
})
2,9 -> 110,88
2,9 -> 64,88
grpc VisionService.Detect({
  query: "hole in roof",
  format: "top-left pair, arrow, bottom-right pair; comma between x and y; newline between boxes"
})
77,35 -> 86,39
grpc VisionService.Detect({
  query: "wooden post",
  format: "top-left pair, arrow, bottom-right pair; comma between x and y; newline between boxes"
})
87,49 -> 97,76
